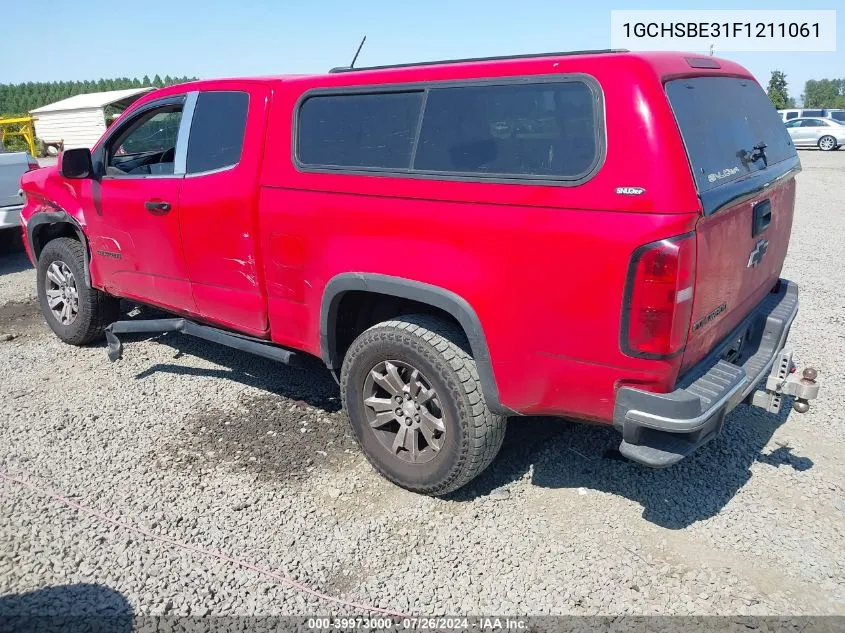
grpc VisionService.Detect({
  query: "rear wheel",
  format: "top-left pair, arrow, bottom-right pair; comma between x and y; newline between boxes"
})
818,135 -> 837,151
36,237 -> 119,345
340,314 -> 506,495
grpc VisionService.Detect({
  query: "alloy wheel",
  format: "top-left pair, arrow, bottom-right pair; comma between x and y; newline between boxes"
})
819,136 -> 836,151
45,260 -> 79,325
362,360 -> 446,464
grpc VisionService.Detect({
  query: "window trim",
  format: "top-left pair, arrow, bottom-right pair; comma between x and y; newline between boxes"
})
95,94 -> 190,181
173,91 -> 199,174
291,74 -> 606,187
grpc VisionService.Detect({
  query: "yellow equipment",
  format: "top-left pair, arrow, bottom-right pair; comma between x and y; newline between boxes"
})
0,116 -> 38,156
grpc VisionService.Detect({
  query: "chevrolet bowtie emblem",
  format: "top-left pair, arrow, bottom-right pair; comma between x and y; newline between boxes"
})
747,239 -> 769,268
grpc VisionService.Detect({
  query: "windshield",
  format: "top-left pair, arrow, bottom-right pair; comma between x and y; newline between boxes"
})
665,77 -> 797,193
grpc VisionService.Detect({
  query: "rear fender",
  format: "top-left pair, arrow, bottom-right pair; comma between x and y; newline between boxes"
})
320,272 -> 513,415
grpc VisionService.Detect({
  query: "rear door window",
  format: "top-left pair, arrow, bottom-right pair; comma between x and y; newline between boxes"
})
665,77 -> 796,193
829,111 -> 845,122
186,91 -> 249,174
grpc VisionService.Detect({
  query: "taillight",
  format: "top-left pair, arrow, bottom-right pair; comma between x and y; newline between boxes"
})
621,234 -> 696,358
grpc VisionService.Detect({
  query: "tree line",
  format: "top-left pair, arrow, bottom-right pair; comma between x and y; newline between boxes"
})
767,71 -> 845,110
0,75 -> 197,117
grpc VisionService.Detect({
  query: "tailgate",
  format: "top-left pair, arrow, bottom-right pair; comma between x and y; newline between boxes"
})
665,76 -> 801,372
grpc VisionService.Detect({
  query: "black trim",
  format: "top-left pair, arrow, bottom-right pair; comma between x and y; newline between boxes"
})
698,156 -> 801,217
752,199 -> 772,238
25,210 -> 92,288
619,232 -> 696,361
105,318 -> 299,365
320,273 -> 513,415
613,279 -> 800,468
292,74 -> 606,188
328,49 -> 628,73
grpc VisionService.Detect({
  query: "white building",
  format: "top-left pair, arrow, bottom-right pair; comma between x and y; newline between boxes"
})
29,88 -> 155,150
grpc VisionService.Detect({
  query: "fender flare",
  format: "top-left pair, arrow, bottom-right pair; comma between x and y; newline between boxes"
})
26,210 -> 92,288
320,272 -> 514,415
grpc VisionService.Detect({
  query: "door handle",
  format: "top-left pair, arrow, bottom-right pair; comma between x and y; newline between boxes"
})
752,199 -> 772,237
144,199 -> 171,214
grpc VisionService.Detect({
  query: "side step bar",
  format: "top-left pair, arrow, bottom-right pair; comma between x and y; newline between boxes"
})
104,318 -> 299,365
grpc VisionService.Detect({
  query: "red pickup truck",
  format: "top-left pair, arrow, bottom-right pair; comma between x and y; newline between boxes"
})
19,50 -> 820,495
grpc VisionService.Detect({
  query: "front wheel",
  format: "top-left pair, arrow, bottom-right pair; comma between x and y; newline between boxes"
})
818,135 -> 837,151
340,314 -> 506,496
36,237 -> 120,345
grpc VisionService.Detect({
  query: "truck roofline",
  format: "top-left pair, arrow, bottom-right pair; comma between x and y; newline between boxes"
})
135,51 -> 755,101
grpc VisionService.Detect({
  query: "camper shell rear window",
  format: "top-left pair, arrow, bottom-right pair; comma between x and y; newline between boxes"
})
665,77 -> 797,195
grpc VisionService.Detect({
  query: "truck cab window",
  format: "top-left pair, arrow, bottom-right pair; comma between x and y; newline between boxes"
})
186,91 -> 249,174
105,106 -> 183,177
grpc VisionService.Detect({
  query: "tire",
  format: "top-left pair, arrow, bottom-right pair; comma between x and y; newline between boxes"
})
341,314 -> 506,496
36,237 -> 119,345
818,135 -> 837,151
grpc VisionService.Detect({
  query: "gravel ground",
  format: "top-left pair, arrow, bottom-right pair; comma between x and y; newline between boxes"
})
1,151 -> 844,620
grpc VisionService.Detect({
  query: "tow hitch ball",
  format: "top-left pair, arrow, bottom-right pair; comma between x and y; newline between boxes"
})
792,367 -> 818,413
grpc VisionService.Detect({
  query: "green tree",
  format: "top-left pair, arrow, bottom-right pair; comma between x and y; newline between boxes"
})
803,79 -> 843,107
0,75 -> 199,115
766,71 -> 790,110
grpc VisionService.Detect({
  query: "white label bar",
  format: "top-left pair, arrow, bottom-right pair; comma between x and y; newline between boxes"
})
610,10 -> 837,52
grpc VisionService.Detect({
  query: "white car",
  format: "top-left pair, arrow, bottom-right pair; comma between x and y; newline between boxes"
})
778,108 -> 845,123
784,117 -> 845,151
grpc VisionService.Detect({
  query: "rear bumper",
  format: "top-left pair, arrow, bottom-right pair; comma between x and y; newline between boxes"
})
0,204 -> 23,230
613,279 -> 819,467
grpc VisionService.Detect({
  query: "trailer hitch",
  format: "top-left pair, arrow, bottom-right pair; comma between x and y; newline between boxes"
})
750,349 -> 820,414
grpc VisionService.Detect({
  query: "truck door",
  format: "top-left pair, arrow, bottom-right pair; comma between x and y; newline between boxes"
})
88,95 -> 196,314
178,88 -> 270,337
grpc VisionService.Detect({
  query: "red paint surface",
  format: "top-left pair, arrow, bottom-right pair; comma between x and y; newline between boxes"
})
19,52 -> 797,423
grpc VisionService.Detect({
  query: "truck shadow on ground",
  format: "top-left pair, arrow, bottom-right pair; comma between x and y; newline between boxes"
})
454,401 -> 813,529
127,328 -> 814,529
0,583 -> 132,633
130,327 -> 341,412
0,233 -> 30,274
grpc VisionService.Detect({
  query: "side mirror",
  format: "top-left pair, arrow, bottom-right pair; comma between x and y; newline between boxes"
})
60,148 -> 93,179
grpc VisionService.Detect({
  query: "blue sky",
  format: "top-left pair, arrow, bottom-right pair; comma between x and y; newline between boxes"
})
3,0 -> 842,103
